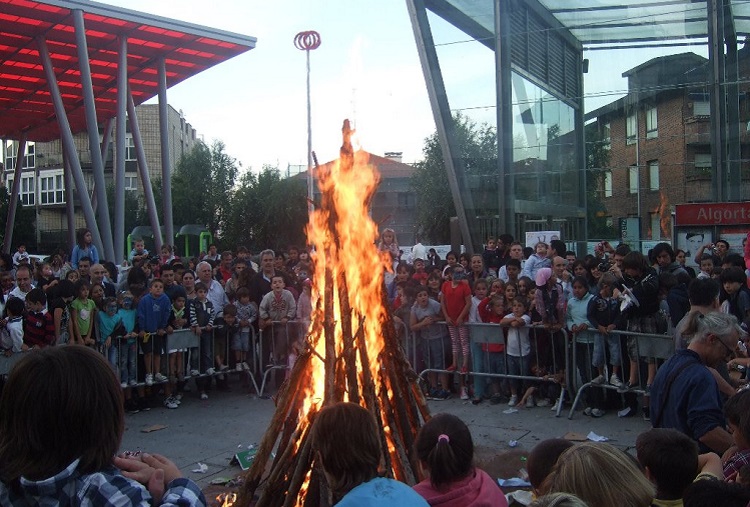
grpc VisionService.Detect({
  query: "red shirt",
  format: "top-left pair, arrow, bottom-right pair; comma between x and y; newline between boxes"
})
441,280 -> 471,321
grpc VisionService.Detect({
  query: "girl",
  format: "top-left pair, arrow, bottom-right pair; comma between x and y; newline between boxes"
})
413,413 -> 508,506
517,276 -> 533,298
70,228 -> 99,269
440,266 -> 472,393
49,279 -> 75,345
160,244 -> 176,265
501,297 -> 532,406
504,281 -> 518,303
441,251 -> 458,279
90,282 -> 105,310
35,262 -> 58,293
426,273 -> 442,301
65,269 -> 80,283
521,242 -> 551,280
565,277 -> 602,416
378,228 -> 400,267
50,253 -> 65,279
571,260 -> 588,279
70,279 -> 96,346
588,273 -> 623,389
473,295 -> 507,404
490,278 -> 505,296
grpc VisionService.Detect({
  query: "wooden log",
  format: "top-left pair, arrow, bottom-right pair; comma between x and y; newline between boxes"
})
323,263 -> 336,403
282,425 -> 315,507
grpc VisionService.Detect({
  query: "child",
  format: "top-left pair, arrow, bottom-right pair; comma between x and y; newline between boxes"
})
212,305 -> 237,391
35,262 -> 58,293
235,287 -> 258,372
521,241 -> 551,281
482,237 -> 502,277
189,281 -> 215,400
426,273 -> 442,301
117,292 -> 138,385
698,255 -> 716,280
378,227 -> 400,268
1,298 -> 25,356
259,275 -> 296,369
720,266 -> 750,327
90,283 -> 105,310
413,413 -> 507,506
97,297 -> 124,374
311,402 -> 428,506
473,295 -> 507,404
504,281 -> 517,303
70,227 -> 99,268
501,297 -> 532,406
410,287 -> 450,400
166,291 -> 189,406
468,278 -> 488,324
412,258 -> 429,285
49,279 -> 75,345
128,238 -> 149,265
70,279 -> 96,347
137,278 -> 171,388
489,278 -> 505,296
587,273 -> 624,388
723,389 -> 750,480
23,288 -> 54,349
440,265 -> 472,400
565,277 -> 601,416
527,439 -> 574,497
11,243 -> 29,268
503,258 -> 522,285
0,346 -> 206,505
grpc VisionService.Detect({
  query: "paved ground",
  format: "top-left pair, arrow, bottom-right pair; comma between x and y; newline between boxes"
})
120,376 -> 652,500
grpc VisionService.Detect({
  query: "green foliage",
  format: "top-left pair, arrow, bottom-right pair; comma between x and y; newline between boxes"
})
411,112 -> 497,244
585,126 -> 616,239
0,186 -> 36,250
224,166 -> 308,251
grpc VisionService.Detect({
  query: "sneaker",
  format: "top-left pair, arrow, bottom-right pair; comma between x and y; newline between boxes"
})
471,397 -> 482,405
642,408 -> 651,421
125,399 -> 140,414
206,367 -> 216,375
617,381 -> 638,393
460,365 -> 469,375
591,375 -> 605,385
508,395 -> 518,406
644,384 -> 651,395
175,393 -> 183,401
536,398 -> 551,407
446,364 -> 457,372
460,387 -> 469,400
120,381 -> 128,388
190,369 -> 200,376
144,373 -> 154,386
609,374 -> 623,388
164,397 -> 179,409
154,373 -> 168,383
550,400 -> 561,411
236,364 -> 244,372
128,379 -> 138,387
241,362 -> 250,371
525,396 -> 535,408
200,392 -> 208,400
591,408 -> 605,418
583,407 -> 593,416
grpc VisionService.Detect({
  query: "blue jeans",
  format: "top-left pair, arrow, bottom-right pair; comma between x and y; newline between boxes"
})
117,341 -> 137,384
471,340 -> 506,399
506,354 -> 530,394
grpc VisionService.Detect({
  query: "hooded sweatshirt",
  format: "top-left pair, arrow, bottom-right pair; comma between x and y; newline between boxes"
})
413,468 -> 508,507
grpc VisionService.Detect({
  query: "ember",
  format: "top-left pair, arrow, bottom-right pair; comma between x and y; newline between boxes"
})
217,492 -> 237,507
238,120 -> 429,507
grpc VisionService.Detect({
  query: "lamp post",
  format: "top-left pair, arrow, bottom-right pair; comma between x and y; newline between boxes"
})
294,30 -> 321,213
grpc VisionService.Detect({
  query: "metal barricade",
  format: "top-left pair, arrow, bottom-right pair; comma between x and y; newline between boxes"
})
567,328 -> 674,419
259,320 -> 306,397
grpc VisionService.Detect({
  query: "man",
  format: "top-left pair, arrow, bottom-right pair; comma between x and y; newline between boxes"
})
90,263 -> 115,298
216,251 -> 233,286
196,261 -> 228,316
203,244 -> 219,264
249,249 -> 278,308
8,265 -> 32,301
650,311 -> 742,454
674,278 -> 720,350
159,264 -> 182,301
498,242 -> 524,282
77,256 -> 92,283
552,256 -> 572,301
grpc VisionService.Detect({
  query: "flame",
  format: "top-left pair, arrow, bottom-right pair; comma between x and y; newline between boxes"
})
658,191 -> 670,239
216,493 -> 236,507
292,122 -> 398,505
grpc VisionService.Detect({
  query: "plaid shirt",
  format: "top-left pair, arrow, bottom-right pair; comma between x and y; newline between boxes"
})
724,448 -> 750,479
0,458 -> 206,506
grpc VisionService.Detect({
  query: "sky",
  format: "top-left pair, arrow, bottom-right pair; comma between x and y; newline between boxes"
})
99,0 -> 438,173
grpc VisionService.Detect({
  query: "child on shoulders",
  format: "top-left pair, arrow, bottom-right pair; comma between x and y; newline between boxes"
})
1,298 -> 26,356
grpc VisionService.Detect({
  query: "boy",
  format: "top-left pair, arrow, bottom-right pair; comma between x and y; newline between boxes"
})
11,243 -> 28,268
23,288 -> 54,349
117,292 -> 140,413
189,281 -> 215,400
97,297 -> 124,379
410,287 -> 450,400
259,274 -> 296,368
482,237 -> 502,277
128,239 -> 149,265
137,278 -> 171,388
1,297 -> 25,356
723,389 -> 750,480
720,266 -> 750,327
234,287 -> 257,371
588,273 -> 624,388
500,297 -> 532,406
697,255 -> 716,280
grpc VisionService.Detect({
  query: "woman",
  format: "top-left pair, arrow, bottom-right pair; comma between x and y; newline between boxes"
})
70,228 -> 99,269
180,269 -> 197,300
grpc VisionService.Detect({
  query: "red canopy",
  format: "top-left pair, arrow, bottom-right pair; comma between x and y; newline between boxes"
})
0,0 -> 256,142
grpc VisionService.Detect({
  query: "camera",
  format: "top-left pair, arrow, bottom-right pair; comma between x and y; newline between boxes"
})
598,260 -> 611,272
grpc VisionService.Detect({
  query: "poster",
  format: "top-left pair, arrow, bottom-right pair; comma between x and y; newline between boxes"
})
525,231 -> 561,249
675,229 -> 712,267
719,229 -> 750,256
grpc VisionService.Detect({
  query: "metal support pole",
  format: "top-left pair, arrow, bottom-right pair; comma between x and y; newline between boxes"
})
494,0 -> 514,238
73,9 -> 114,261
2,136 -> 26,254
708,0 -> 726,202
305,49 -> 314,213
128,91 -> 163,252
37,36 -> 104,256
157,58 -> 174,247
92,117 -> 113,214
62,143 -> 76,250
114,36 -> 128,264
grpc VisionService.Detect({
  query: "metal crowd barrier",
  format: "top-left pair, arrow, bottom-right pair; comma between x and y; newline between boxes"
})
566,328 -> 674,420
258,320 -> 308,397
416,321 -> 571,417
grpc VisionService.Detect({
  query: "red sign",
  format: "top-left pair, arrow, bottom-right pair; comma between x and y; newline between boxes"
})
675,202 -> 750,226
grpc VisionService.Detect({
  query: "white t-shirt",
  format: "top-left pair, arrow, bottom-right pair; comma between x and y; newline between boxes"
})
504,313 -> 531,357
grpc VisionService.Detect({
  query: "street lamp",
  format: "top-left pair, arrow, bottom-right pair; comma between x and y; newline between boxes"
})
294,30 -> 321,213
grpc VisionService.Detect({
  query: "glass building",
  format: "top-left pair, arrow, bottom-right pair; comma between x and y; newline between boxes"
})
407,0 -> 750,253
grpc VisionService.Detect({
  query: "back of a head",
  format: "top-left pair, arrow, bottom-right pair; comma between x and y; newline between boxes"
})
541,442 -> 654,507
635,428 -> 698,500
311,402 -> 381,499
550,240 -> 566,257
530,493 -> 590,507
683,477 -> 750,507
0,346 -> 123,484
724,253 -> 745,269
724,389 -> 750,446
415,413 -> 473,490
527,438 -> 574,492
688,278 -> 720,307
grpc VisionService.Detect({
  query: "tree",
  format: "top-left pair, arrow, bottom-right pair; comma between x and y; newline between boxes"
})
411,112 -> 497,244
585,125 -> 616,239
0,186 -> 36,251
224,166 -> 307,251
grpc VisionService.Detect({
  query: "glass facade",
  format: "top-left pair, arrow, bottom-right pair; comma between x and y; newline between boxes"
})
409,0 -> 750,251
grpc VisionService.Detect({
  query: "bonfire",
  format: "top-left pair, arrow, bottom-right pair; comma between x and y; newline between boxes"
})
237,120 -> 430,507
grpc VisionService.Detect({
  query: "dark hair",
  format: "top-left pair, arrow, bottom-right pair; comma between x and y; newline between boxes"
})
571,276 -> 589,291
52,279 -> 75,300
0,346 -> 123,483
682,475 -> 750,507
523,246 -> 534,259
658,272 -> 678,293
5,297 -> 24,317
160,264 -> 173,273
312,403 -> 380,500
614,244 -> 632,257
223,303 -> 237,317
550,240 -> 566,257
527,438 -> 574,491
194,281 -> 207,292
720,266 -> 747,286
688,278 -> 720,306
75,228 -> 91,248
73,279 -> 90,296
724,389 -> 750,445
415,413 -> 473,489
26,287 -> 47,306
506,258 -> 521,269
716,239 -> 730,250
236,287 -> 250,299
635,428 -> 698,499
622,251 -> 649,273
499,233 -> 514,246
512,296 -> 530,311
652,242 -> 675,262
77,256 -> 91,266
148,278 -> 164,288
700,254 -> 717,266
723,254 -> 745,269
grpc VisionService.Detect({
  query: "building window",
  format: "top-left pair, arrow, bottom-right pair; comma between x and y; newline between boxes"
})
5,141 -> 35,170
604,170 -> 613,197
629,165 -> 638,194
602,122 -> 611,149
650,212 -> 661,240
124,173 -> 138,191
648,160 -> 659,191
7,173 -> 37,206
39,170 -> 65,205
125,136 -> 136,161
694,101 -> 710,116
646,107 -> 658,139
397,192 -> 415,209
688,153 -> 712,181
626,113 -> 637,145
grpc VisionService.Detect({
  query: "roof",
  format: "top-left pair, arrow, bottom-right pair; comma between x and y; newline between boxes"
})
0,0 -> 256,142
315,151 -> 416,179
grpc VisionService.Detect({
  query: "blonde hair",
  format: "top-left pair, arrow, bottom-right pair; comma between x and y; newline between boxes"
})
541,442 -> 654,507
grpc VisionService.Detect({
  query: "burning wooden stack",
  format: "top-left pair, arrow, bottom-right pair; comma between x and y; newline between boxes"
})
237,120 -> 430,507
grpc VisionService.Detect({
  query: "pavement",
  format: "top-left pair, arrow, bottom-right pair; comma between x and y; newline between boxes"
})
120,375 -> 652,501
